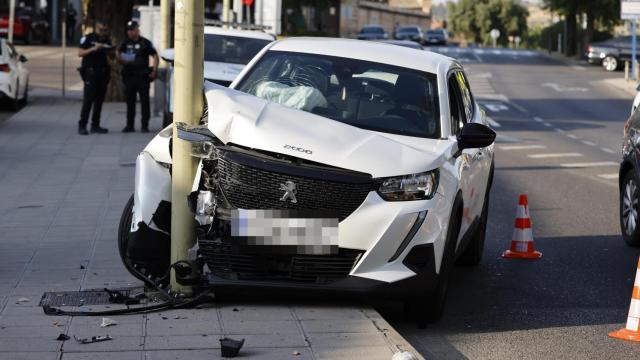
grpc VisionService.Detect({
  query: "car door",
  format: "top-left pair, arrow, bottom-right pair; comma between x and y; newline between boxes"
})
457,70 -> 492,220
8,42 -> 27,98
2,40 -> 18,98
448,70 -> 484,242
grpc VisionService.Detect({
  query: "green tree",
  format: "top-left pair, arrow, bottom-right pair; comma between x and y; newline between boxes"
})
449,0 -> 528,46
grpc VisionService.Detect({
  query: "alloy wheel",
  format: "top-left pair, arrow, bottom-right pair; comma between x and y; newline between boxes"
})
623,177 -> 638,235
603,56 -> 618,72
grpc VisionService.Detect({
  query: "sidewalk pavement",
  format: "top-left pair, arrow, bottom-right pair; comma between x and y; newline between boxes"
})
0,95 -> 423,360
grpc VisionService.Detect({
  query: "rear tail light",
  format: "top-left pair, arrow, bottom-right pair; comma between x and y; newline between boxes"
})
0,64 -> 10,72
587,46 -> 593,53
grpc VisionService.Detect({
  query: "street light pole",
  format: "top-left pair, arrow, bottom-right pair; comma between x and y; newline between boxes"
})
170,0 -> 204,295
8,0 -> 15,43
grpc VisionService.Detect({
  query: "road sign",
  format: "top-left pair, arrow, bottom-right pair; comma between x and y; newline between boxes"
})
490,29 -> 500,40
622,0 -> 640,20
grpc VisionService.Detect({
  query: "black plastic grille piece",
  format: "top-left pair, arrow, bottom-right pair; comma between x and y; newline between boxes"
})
216,148 -> 375,222
39,287 -> 144,307
199,240 -> 362,284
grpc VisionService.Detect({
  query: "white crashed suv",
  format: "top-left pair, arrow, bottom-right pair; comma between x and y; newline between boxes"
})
119,38 -> 496,323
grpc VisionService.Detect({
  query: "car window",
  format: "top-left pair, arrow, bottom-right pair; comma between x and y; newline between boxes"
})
362,27 -> 384,34
455,71 -> 474,121
448,74 -> 467,135
236,51 -> 441,138
204,34 -> 271,65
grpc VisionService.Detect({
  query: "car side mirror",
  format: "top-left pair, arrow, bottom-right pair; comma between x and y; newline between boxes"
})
457,123 -> 496,151
19,54 -> 27,63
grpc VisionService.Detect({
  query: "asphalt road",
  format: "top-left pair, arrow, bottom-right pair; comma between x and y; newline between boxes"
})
377,48 -> 640,359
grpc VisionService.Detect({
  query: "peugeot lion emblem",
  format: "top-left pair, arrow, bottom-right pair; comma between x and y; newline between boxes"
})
279,181 -> 298,204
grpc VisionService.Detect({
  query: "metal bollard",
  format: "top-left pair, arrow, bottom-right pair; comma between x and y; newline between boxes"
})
626,61 -> 630,81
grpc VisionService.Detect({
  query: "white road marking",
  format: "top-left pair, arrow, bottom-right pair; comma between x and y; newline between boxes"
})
597,173 -> 619,180
601,148 -> 616,154
567,134 -> 578,139
495,134 -> 523,143
483,103 -> 509,112
533,117 -> 544,123
528,153 -> 583,159
571,65 -> 587,71
560,161 -> 618,168
555,128 -> 566,134
486,116 -> 501,128
500,144 -> 546,150
509,102 -> 528,113
541,83 -> 589,92
543,123 -> 552,127
582,140 -> 597,146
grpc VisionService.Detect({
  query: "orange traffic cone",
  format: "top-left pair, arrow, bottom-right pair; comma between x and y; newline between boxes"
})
502,194 -> 542,259
609,257 -> 640,342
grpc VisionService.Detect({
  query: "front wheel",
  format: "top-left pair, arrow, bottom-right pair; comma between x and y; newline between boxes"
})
405,202 -> 461,326
602,55 -> 619,72
621,171 -> 640,247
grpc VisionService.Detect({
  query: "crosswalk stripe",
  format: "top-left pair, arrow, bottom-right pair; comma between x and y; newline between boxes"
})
528,153 -> 583,159
560,161 -> 618,168
500,144 -> 546,150
533,117 -> 544,122
582,140 -> 597,146
567,134 -> 578,139
487,116 -> 501,128
601,148 -> 616,154
598,173 -> 619,180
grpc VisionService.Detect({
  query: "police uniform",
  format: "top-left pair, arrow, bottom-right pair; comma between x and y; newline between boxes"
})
119,31 -> 157,132
79,32 -> 111,133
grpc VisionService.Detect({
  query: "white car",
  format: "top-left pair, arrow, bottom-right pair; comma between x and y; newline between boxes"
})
119,38 -> 496,323
0,39 -> 28,110
160,26 -> 275,125
632,85 -> 640,115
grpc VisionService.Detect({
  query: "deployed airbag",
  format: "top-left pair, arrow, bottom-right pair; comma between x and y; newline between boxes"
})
255,81 -> 328,111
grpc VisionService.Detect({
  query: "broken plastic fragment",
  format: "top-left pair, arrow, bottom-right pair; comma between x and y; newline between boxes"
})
100,318 -> 118,328
56,334 -> 70,341
74,335 -> 113,344
220,337 -> 245,358
292,350 -> 301,356
16,297 -> 30,303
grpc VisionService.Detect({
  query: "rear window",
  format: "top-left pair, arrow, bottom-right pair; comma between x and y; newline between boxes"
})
236,51 -> 440,138
427,30 -> 444,36
398,27 -> 419,33
204,34 -> 272,65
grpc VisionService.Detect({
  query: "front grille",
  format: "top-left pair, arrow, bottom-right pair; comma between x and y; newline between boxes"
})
216,148 -> 376,222
199,240 -> 363,284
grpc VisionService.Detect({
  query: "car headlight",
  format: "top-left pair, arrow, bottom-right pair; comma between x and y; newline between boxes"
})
377,170 -> 439,201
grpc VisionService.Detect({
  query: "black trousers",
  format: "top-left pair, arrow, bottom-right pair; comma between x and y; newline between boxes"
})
79,67 -> 109,128
124,73 -> 151,129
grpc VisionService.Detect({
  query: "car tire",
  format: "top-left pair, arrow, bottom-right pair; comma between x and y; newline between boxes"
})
404,197 -> 461,326
602,55 -> 619,72
621,171 -> 640,247
22,78 -> 28,105
458,194 -> 489,266
12,80 -> 20,111
118,194 -> 148,282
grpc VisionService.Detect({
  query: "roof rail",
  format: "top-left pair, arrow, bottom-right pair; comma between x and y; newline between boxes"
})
204,19 -> 272,31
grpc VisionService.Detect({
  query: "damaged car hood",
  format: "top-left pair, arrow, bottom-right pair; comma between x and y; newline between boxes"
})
205,83 -> 449,178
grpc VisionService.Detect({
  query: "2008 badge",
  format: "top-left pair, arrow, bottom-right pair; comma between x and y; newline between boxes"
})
284,145 -> 312,154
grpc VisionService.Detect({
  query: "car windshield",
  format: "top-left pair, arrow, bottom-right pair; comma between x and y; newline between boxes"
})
204,34 -> 272,65
362,27 -> 384,34
427,30 -> 444,36
235,51 -> 440,138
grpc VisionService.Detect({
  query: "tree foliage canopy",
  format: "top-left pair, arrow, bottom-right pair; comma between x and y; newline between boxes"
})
449,0 -> 528,46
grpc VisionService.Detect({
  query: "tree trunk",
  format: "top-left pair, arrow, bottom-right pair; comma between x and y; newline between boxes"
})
81,0 -> 134,101
565,12 -> 577,56
585,10 -> 595,46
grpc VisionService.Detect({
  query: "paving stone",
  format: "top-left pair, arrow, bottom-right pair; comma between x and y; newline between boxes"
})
223,320 -> 302,335
60,352 -> 142,360
62,335 -> 144,352
307,331 -> 389,348
300,319 -> 381,333
312,345 -> 395,360
219,304 -> 295,322
225,333 -> 309,348
293,305 -> 368,320
69,321 -> 143,337
143,335 -> 223,350
0,336 -> 61,352
0,352 -> 59,360
0,314 -> 68,327
0,324 -> 67,338
146,318 -> 222,336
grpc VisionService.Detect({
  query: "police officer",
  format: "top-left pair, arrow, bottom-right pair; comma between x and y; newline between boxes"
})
78,21 -> 112,135
118,20 -> 159,133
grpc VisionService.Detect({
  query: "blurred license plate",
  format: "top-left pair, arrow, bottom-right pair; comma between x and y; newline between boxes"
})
230,209 -> 339,255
